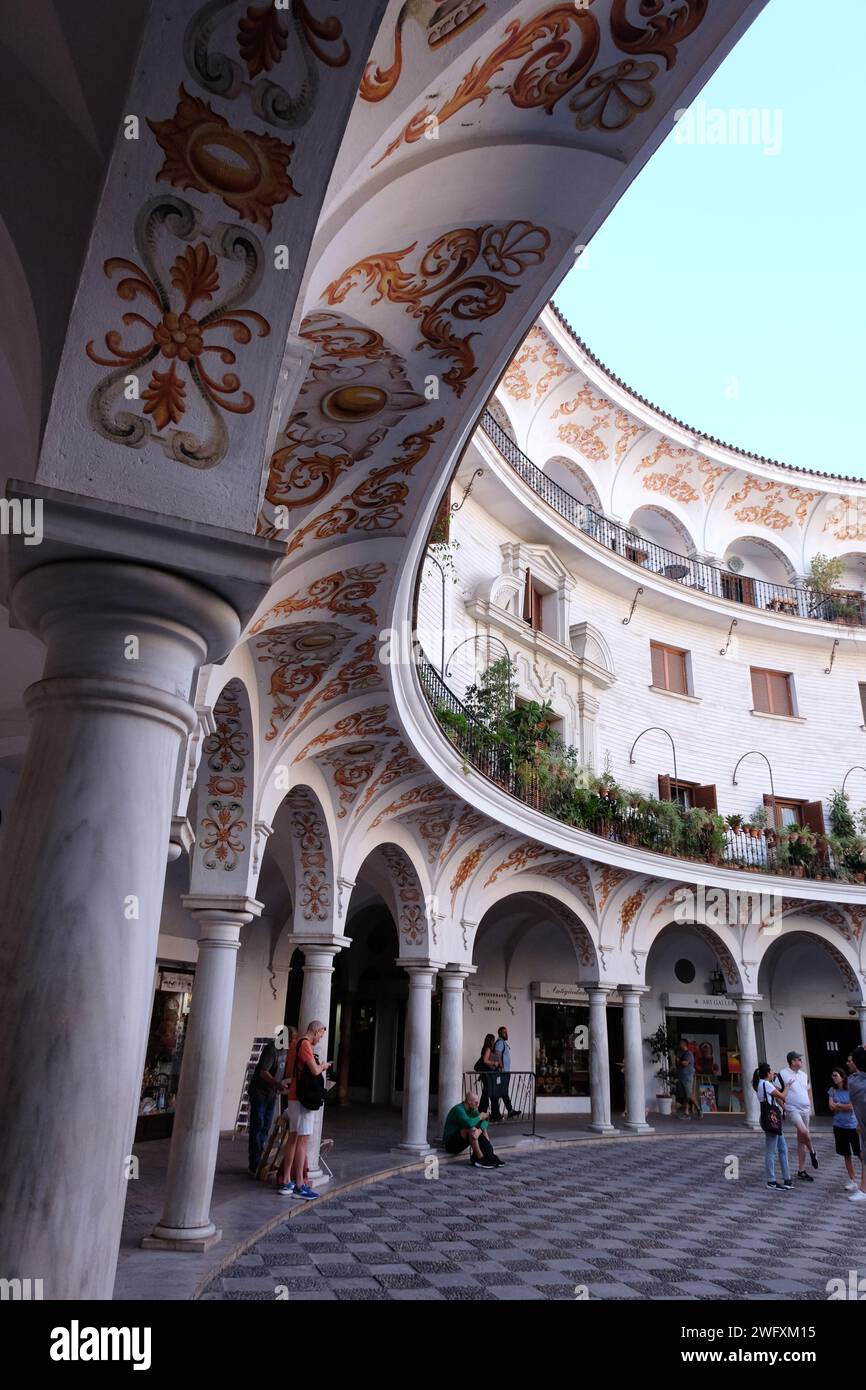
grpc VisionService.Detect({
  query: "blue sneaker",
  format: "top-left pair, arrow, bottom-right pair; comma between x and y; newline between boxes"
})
292,1183 -> 319,1200
276,1182 -> 295,1196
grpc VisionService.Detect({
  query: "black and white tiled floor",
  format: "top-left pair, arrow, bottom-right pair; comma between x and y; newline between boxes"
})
201,1137 -> 865,1301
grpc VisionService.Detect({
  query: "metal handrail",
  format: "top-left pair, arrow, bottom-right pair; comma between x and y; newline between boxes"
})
462,1070 -> 537,1137
479,411 -> 866,629
416,653 -> 855,883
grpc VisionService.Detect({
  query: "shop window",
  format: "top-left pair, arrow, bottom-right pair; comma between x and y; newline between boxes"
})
750,666 -> 794,716
667,1013 -> 749,1114
650,641 -> 690,695
658,775 -> 717,811
137,962 -> 195,1140
764,793 -> 825,833
534,1002 -> 590,1097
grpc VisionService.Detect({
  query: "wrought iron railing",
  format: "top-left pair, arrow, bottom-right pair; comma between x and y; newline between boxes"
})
462,1070 -> 537,1136
480,411 -> 866,628
417,654 -> 851,882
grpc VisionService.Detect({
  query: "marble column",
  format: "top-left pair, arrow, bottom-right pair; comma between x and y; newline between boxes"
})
295,938 -> 349,1181
0,554 -> 251,1300
397,961 -> 437,1154
438,964 -> 475,1129
588,986 -> 616,1134
145,897 -> 259,1250
621,986 -> 654,1134
736,996 -> 762,1130
857,1005 -> 866,1048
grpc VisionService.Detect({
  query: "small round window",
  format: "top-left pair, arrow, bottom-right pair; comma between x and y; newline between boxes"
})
674,958 -> 696,985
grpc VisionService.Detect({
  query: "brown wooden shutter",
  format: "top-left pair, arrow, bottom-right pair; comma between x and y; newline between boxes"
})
532,585 -> 543,632
751,669 -> 770,712
658,774 -> 672,801
651,643 -> 665,688
522,567 -> 532,624
802,801 -> 826,835
693,784 -> 718,811
768,671 -> 792,716
670,649 -> 688,695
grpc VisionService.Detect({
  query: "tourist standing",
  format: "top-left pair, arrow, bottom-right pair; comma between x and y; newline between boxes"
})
676,1038 -> 699,1118
493,1026 -> 521,1119
778,1051 -> 817,1181
828,1067 -> 861,1192
475,1033 -> 499,1120
753,1062 -> 792,1191
247,1038 -> 279,1176
847,1046 -> 866,1205
275,1020 -> 332,1200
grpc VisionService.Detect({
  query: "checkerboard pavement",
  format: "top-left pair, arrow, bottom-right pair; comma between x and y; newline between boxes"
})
201,1136 -> 866,1301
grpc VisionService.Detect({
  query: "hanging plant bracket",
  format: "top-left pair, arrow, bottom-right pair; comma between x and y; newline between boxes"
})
720,617 -> 738,656
623,586 -> 644,626
825,638 -> 840,675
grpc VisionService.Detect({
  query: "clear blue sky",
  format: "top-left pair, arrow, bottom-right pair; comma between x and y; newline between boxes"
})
555,0 -> 865,478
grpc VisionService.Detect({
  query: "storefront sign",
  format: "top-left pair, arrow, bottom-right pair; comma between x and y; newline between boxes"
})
465,988 -> 516,1016
664,992 -> 737,1012
531,982 -> 624,1004
159,971 -> 194,993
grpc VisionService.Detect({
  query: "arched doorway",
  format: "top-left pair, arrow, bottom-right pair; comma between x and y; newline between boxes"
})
758,929 -> 863,1115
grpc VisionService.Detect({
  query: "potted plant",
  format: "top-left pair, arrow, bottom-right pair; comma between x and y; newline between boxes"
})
805,552 -> 845,621
726,812 -> 743,833
645,1024 -> 677,1116
829,788 -> 856,839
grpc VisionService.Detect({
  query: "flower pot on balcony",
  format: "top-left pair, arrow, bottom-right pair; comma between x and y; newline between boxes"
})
656,1095 -> 674,1116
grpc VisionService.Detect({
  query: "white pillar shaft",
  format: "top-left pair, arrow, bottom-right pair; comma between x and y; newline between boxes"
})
438,974 -> 466,1127
588,989 -> 614,1133
147,914 -> 246,1246
400,970 -> 436,1153
621,991 -> 652,1133
0,561 -> 237,1301
297,948 -> 338,1178
737,1001 -> 761,1129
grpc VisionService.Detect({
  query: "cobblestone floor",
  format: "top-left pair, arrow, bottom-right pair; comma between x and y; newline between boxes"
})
202,1135 -> 865,1301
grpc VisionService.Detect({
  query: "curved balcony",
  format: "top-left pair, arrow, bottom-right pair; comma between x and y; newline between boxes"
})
416,654 -> 866,886
480,411 -> 866,629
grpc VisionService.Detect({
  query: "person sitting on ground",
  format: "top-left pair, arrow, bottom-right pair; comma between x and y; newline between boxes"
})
443,1090 -> 504,1170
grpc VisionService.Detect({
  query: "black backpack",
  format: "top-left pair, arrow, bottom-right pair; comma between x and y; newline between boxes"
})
294,1042 -> 325,1112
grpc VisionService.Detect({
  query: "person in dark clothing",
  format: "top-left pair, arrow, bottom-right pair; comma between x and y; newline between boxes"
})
443,1091 -> 504,1169
247,1039 -> 280,1176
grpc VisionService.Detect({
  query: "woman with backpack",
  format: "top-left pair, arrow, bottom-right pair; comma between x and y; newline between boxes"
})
475,1034 -> 500,1121
753,1061 -> 792,1191
276,1020 -> 332,1200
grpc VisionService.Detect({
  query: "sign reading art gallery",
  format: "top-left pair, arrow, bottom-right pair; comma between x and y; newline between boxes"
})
663,992 -> 738,1012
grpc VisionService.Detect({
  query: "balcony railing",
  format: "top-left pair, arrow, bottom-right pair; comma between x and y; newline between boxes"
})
480,411 -> 866,628
417,654 -> 860,883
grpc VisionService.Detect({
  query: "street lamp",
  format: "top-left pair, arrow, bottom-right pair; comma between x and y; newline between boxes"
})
629,726 -> 678,785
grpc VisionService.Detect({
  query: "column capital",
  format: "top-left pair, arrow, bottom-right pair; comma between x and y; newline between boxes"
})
587,983 -> 618,998
619,984 -> 651,998
182,894 -> 262,920
398,957 -> 440,979
732,994 -> 763,1008
290,934 -> 352,958
440,963 -> 477,985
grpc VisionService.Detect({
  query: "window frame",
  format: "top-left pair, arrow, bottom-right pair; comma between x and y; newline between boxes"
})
750,666 -> 794,717
650,640 -> 690,696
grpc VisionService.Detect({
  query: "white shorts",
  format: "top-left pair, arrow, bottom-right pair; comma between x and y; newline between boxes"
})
286,1099 -> 315,1137
785,1107 -> 810,1132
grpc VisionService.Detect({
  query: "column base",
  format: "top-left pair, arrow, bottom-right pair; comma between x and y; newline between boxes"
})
142,1222 -> 222,1253
588,1122 -> 618,1135
743,1119 -> 762,1133
305,1168 -> 331,1187
393,1142 -> 434,1157
622,1121 -> 654,1135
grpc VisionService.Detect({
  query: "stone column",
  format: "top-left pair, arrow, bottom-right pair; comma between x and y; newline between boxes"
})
576,691 -> 600,770
736,996 -> 762,1131
145,897 -> 259,1251
295,938 -> 350,1181
336,995 -> 354,1107
587,986 -> 616,1134
0,559 -> 251,1298
857,1005 -> 866,1048
438,964 -> 475,1129
621,986 -> 654,1134
397,960 -> 437,1154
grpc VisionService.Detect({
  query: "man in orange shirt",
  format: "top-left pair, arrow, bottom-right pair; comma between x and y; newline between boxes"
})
276,1020 -> 332,1199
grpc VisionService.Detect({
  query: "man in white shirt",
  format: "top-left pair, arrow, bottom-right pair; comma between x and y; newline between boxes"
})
778,1051 -> 817,1181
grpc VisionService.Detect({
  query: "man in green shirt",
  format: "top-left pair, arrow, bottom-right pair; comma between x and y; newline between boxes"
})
443,1090 -> 504,1169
